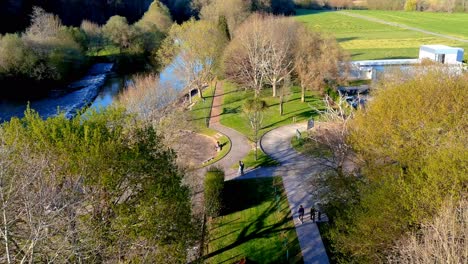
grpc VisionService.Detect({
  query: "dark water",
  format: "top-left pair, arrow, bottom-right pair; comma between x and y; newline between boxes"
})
0,58 -> 186,122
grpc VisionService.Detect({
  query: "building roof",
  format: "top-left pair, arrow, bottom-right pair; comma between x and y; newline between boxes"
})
420,45 -> 464,54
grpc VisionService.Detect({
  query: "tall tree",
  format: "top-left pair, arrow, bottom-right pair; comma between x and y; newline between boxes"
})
262,16 -> 298,97
294,26 -> 348,102
200,0 -> 251,35
102,15 -> 132,53
159,19 -> 227,101
243,98 -> 267,160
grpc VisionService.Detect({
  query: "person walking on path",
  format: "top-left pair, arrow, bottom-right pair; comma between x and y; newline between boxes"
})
298,205 -> 305,223
310,207 -> 316,222
238,160 -> 245,175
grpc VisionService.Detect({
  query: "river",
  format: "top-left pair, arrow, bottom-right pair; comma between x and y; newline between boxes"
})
0,58 -> 187,122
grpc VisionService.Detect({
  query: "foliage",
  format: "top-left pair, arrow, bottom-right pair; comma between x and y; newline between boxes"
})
386,198 -> 467,263
204,167 -> 225,217
102,15 -> 132,52
294,25 -> 349,101
323,71 -> 467,263
205,177 -> 302,263
0,107 -> 195,262
159,19 -> 227,101
200,0 -> 251,35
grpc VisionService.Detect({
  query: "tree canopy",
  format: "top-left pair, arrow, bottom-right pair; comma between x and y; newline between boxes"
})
0,107 -> 196,262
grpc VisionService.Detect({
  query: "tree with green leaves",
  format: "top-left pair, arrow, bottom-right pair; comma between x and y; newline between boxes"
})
0,107 -> 196,262
102,15 -> 132,53
159,19 -> 227,102
204,167 -> 225,217
321,70 -> 467,263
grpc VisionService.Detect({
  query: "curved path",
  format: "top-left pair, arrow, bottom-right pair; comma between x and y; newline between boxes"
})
207,82 -> 329,263
260,123 -> 330,264
340,11 -> 468,43
209,82 -> 251,180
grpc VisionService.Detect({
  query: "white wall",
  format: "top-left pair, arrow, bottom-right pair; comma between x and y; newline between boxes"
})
419,49 -> 435,61
445,53 -> 459,64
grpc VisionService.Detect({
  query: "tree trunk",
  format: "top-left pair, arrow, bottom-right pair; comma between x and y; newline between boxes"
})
301,85 -> 305,103
254,141 -> 258,161
197,87 -> 203,99
279,95 -> 283,116
272,80 -> 277,97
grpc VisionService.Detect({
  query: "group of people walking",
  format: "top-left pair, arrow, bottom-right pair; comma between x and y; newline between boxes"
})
297,204 -> 321,224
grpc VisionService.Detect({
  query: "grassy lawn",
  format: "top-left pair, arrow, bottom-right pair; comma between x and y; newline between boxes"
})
220,82 -> 324,139
205,177 -> 303,264
291,131 -> 333,158
347,10 -> 468,39
295,9 -> 468,60
191,85 -> 216,132
232,149 -> 280,170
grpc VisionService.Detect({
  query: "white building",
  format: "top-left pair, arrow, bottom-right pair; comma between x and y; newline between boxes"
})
419,45 -> 464,64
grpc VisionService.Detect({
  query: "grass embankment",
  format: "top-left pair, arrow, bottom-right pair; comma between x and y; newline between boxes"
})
291,131 -> 333,158
205,177 -> 303,264
295,9 -> 468,60
231,149 -> 280,170
220,82 -> 324,138
191,85 -> 231,167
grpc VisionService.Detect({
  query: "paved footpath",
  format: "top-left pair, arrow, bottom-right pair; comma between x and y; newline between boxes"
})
209,82 -> 251,180
259,123 -> 329,264
208,82 -> 329,263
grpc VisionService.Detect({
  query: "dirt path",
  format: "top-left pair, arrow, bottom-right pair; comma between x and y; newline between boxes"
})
339,11 -> 468,43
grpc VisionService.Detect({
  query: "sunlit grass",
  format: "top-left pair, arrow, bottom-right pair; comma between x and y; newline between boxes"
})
295,9 -> 468,60
205,177 -> 303,263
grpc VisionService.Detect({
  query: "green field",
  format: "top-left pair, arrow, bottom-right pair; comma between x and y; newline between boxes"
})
220,82 -> 324,139
347,10 -> 468,39
205,177 -> 303,263
295,9 -> 468,60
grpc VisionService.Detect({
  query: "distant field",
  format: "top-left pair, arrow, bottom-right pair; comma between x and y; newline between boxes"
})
295,9 -> 468,60
347,10 -> 468,39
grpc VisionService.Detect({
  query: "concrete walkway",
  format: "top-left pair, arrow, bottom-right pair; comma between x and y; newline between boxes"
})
207,83 -> 329,263
209,82 -> 251,180
261,123 -> 330,264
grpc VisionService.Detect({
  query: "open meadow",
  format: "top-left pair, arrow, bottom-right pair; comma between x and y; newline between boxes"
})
295,9 -> 468,60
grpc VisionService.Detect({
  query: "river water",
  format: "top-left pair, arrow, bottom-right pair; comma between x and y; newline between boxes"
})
0,58 -> 186,122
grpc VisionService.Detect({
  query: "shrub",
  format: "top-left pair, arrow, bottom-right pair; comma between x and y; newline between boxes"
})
204,167 -> 225,217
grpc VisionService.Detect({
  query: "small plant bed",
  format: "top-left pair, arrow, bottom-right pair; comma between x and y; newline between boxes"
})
291,131 -> 333,158
220,82 -> 324,138
232,149 -> 279,169
204,177 -> 303,263
201,131 -> 231,168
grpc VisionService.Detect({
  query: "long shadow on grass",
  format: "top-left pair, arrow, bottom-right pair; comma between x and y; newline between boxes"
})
205,178 -> 296,260
260,110 -> 316,131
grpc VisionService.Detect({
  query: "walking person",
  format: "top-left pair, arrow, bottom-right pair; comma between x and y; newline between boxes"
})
298,205 -> 305,223
310,207 -> 316,222
238,160 -> 245,175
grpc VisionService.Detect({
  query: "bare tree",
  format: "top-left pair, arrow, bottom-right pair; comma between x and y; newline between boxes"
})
294,26 -> 349,102
387,198 -> 467,263
224,14 -> 271,97
262,16 -> 298,97
243,98 -> 267,160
